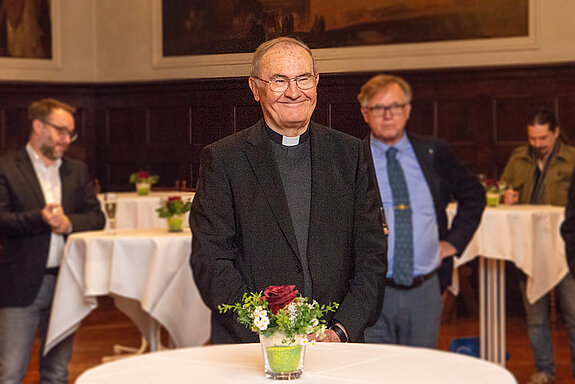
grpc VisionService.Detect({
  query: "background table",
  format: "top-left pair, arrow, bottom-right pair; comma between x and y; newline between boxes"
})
448,203 -> 568,365
45,228 -> 210,354
99,192 -> 195,230
76,343 -> 517,383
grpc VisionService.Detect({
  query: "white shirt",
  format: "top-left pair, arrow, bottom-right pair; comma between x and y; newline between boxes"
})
26,143 -> 65,268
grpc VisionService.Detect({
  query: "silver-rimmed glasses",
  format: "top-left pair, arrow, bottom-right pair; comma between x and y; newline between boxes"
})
40,119 -> 78,142
365,103 -> 409,117
252,74 -> 318,93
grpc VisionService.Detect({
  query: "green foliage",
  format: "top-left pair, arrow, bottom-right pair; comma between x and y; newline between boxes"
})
156,197 -> 192,218
129,171 -> 159,185
218,291 -> 339,340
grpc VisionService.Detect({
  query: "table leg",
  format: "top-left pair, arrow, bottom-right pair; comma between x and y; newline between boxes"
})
479,257 -> 506,366
148,317 -> 159,352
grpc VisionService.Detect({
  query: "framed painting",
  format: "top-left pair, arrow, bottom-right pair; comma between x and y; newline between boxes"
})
0,0 -> 61,69
153,0 -> 538,72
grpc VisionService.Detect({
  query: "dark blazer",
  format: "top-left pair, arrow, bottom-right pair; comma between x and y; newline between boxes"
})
190,119 -> 388,344
363,133 -> 485,289
0,148 -> 105,307
560,170 -> 575,276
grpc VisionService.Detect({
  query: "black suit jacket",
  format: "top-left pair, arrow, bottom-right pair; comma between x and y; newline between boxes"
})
363,133 -> 485,289
0,148 -> 105,307
190,120 -> 388,343
560,170 -> 575,276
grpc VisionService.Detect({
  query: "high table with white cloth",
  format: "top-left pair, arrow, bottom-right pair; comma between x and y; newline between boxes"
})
448,203 -> 568,366
76,343 -> 517,384
99,191 -> 195,230
45,228 -> 210,355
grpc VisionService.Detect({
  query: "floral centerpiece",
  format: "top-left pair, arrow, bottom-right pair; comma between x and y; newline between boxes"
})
219,285 -> 338,380
485,179 -> 508,207
156,196 -> 191,231
129,171 -> 159,195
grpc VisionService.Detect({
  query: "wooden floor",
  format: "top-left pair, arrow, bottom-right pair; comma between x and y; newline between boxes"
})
24,295 -> 575,384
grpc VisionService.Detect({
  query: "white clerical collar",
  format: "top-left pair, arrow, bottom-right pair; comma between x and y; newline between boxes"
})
282,135 -> 300,146
266,124 -> 310,147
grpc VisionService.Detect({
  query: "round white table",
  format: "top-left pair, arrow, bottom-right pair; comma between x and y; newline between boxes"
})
99,191 -> 195,230
448,203 -> 568,365
76,343 -> 517,383
45,228 -> 210,355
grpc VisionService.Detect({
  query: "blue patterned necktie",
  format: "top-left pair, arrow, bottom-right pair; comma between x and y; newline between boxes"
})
386,147 -> 414,286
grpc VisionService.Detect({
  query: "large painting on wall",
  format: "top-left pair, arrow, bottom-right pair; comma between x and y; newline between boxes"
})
162,0 -> 529,57
0,0 -> 52,58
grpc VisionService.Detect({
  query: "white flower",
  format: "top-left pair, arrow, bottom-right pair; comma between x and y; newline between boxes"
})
252,306 -> 267,320
253,315 -> 269,331
302,338 -> 316,347
310,318 -> 319,326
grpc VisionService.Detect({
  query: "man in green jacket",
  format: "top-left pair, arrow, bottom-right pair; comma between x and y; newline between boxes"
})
500,109 -> 575,384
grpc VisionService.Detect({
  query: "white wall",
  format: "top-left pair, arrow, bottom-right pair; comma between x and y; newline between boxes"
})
1,0 -> 574,83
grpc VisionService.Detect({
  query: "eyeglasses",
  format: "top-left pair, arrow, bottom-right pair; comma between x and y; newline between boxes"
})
40,119 -> 78,142
252,74 -> 318,93
365,103 -> 408,117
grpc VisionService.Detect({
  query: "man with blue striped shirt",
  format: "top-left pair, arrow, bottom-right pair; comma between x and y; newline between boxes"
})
359,74 -> 485,348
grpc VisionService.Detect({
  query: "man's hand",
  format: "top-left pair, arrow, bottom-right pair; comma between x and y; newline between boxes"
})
307,329 -> 341,343
440,240 -> 457,260
308,323 -> 348,343
504,187 -> 519,205
42,203 -> 71,234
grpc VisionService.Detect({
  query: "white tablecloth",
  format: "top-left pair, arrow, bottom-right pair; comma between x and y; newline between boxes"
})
450,203 -> 568,304
76,343 -> 517,384
99,192 -> 195,230
45,228 -> 210,354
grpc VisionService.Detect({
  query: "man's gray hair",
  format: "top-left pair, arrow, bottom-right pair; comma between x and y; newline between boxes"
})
250,37 -> 316,78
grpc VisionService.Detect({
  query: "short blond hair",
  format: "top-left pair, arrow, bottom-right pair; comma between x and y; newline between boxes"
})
357,74 -> 412,107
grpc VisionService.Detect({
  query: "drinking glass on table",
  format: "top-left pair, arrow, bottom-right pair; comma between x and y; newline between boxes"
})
104,193 -> 118,231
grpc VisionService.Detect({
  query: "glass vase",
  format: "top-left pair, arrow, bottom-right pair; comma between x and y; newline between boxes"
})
136,182 -> 151,195
259,332 -> 306,380
166,214 -> 184,232
486,191 -> 500,207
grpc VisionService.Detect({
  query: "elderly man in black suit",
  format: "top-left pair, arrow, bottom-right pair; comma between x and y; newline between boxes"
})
359,74 -> 485,348
190,37 -> 388,344
0,98 -> 105,383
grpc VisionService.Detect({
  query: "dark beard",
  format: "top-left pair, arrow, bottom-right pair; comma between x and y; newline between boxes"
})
40,144 -> 59,160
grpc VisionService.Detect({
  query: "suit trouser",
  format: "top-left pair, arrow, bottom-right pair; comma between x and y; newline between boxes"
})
0,274 -> 74,384
364,274 -> 442,348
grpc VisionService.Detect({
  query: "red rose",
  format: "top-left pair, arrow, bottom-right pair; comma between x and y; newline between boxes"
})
138,171 -> 150,178
167,196 -> 182,202
263,285 -> 298,314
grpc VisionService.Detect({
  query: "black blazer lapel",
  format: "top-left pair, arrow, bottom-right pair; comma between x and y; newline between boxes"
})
59,159 -> 75,212
15,149 -> 45,207
409,134 -> 442,210
307,124 -> 334,256
244,122 -> 301,260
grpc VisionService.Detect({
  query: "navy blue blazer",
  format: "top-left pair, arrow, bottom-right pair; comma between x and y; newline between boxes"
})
363,133 -> 485,290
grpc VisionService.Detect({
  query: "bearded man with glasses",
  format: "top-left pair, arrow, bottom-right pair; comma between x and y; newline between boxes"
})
0,98 -> 105,383
190,37 -> 388,344
359,74 -> 485,348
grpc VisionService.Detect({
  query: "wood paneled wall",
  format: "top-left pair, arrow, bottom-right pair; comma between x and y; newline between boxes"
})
2,63 -> 575,191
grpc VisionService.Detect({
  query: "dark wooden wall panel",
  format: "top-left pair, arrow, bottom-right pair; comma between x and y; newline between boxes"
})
2,63 -> 575,192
